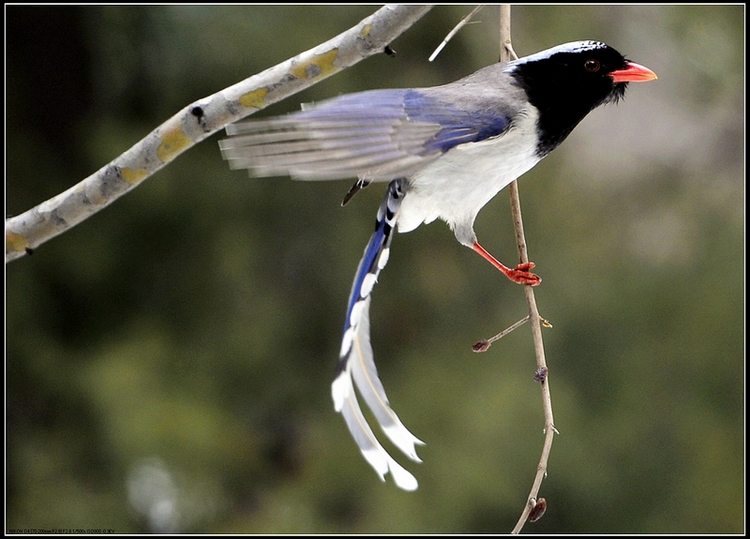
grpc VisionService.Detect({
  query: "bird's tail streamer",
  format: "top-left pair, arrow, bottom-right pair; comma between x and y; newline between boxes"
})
331,179 -> 424,491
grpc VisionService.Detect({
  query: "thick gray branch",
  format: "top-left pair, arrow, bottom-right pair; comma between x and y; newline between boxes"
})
5,5 -> 432,262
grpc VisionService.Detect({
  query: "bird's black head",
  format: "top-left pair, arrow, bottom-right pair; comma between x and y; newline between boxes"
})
508,41 -> 656,157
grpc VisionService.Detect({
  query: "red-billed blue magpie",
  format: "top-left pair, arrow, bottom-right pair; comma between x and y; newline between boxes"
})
220,41 -> 657,490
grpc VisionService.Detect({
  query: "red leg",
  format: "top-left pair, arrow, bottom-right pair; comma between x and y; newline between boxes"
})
473,242 -> 541,286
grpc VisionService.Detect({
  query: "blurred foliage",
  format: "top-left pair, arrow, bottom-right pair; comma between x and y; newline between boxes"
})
6,5 -> 744,533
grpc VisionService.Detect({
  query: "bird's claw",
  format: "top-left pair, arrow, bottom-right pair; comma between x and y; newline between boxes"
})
507,262 -> 541,286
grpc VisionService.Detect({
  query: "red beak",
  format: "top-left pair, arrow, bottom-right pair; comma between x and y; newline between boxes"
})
610,61 -> 658,83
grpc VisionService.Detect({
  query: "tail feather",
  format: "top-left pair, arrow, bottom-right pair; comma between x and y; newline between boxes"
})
331,179 -> 424,490
332,362 -> 419,492
347,297 -> 423,462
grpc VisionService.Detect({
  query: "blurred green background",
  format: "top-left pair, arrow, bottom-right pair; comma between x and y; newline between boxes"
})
6,5 -> 744,533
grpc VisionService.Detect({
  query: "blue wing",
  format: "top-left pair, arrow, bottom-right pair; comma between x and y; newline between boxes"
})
220,89 -> 511,182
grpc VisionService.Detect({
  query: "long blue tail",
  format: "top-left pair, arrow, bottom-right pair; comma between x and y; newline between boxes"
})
331,179 -> 424,491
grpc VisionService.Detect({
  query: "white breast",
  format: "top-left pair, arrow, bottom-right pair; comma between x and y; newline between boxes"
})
397,107 -> 541,247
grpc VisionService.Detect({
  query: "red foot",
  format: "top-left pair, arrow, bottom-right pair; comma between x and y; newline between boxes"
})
506,262 -> 542,286
473,242 -> 542,286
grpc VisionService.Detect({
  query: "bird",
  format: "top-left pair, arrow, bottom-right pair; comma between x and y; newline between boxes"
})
219,40 -> 657,491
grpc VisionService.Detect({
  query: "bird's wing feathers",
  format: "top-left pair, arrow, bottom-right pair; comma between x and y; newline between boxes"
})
221,73 -> 515,491
331,180 -> 424,490
220,89 -> 512,182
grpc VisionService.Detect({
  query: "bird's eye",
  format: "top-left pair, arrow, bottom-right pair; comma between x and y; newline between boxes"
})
584,59 -> 600,73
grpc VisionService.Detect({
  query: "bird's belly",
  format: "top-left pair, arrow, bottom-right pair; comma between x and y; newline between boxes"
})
397,124 -> 541,236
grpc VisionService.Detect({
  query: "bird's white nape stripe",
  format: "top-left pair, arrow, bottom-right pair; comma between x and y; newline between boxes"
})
555,40 -> 606,53
505,40 -> 607,71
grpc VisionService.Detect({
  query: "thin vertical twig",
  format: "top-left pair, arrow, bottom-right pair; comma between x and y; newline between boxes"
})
497,5 -> 557,534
